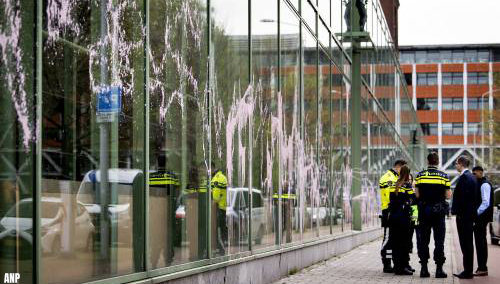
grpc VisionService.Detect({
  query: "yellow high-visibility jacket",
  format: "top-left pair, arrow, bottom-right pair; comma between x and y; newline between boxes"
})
379,169 -> 399,211
211,170 -> 228,210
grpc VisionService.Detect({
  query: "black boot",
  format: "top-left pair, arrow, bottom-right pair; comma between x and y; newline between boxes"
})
383,259 -> 394,273
406,265 -> 415,272
435,264 -> 447,278
395,266 -> 414,275
420,263 -> 430,278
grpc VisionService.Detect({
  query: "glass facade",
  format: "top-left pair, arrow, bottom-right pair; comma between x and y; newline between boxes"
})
400,48 -> 496,64
0,1 -> 425,284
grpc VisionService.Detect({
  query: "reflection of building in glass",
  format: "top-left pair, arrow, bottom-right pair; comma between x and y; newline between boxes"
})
1,1 -> 425,284
400,44 -> 500,183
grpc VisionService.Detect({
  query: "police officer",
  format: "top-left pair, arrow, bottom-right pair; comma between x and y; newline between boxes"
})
389,165 -> 417,275
273,182 -> 296,244
415,152 -> 451,278
344,0 -> 368,32
379,159 -> 407,273
211,165 -> 228,253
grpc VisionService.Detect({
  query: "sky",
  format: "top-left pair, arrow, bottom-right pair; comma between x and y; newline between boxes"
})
399,0 -> 500,46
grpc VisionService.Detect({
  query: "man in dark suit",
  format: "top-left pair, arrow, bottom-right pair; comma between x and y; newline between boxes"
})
451,155 -> 478,279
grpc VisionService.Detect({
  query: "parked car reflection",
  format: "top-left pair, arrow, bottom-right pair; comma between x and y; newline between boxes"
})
0,197 -> 95,255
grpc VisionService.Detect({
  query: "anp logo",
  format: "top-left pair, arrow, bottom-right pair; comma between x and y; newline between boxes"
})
3,273 -> 20,284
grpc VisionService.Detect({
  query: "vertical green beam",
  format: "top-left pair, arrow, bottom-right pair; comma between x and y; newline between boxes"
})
276,0 -> 282,246
206,0 -> 212,260
35,0 -> 43,283
143,0 -> 150,272
350,1 -> 362,231
248,0 -> 253,252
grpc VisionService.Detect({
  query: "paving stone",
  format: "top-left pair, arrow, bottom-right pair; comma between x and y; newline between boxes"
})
272,219 -> 456,284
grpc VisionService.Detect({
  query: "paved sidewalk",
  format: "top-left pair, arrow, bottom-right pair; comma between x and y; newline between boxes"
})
273,219 -> 457,284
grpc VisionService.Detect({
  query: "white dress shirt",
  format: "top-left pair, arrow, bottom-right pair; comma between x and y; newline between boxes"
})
477,182 -> 491,215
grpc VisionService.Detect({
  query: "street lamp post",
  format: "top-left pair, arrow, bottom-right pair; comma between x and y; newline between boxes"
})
479,88 -> 500,167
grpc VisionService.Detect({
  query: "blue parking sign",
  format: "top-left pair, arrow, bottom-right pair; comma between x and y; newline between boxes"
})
97,85 -> 122,113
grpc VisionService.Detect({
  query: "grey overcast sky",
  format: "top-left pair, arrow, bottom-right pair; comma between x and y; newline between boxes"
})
399,0 -> 500,46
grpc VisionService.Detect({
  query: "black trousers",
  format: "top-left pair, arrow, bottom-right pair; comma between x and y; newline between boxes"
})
456,216 -> 474,274
408,225 -> 415,252
381,226 -> 393,264
473,218 -> 489,271
390,211 -> 411,270
216,208 -> 228,251
417,206 -> 446,265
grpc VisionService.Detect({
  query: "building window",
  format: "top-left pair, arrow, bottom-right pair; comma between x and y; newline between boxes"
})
468,72 -> 489,85
467,97 -> 489,110
478,50 -> 490,62
442,123 -> 453,135
421,123 -> 430,135
417,72 -> 438,86
452,123 -> 463,135
468,122 -> 480,135
464,50 -> 478,62
452,50 -> 464,62
440,50 -> 452,63
442,98 -> 463,110
442,72 -> 463,85
416,51 -> 427,63
429,123 -> 438,135
400,51 -> 415,64
417,98 -> 438,110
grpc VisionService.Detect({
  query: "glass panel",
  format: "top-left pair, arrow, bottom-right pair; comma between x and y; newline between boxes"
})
319,49 -> 330,236
42,1 -> 145,282
280,3 -> 301,243
429,123 -> 438,135
453,123 -> 463,135
478,72 -> 489,85
442,123 -> 453,135
427,51 -> 440,63
331,65 -> 343,234
442,73 -> 452,85
302,0 -> 316,32
415,51 -> 427,63
252,0 -> 278,249
318,19 -> 329,50
331,0 -> 343,36
468,98 -> 478,110
302,25 -> 318,240
452,50 -> 464,63
452,72 -> 463,85
400,52 -> 414,64
149,0 -> 208,268
464,50 -> 477,63
440,50 -> 452,63
211,0 -> 250,256
468,72 -> 478,85
478,50 -> 490,63
427,73 -> 437,85
452,98 -> 463,110
0,1 -> 35,281
417,73 -> 427,86
442,98 -> 453,110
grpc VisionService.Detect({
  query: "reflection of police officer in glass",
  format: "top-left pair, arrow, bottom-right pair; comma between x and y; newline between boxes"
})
379,159 -> 407,273
273,182 -> 296,244
344,0 -> 367,32
389,165 -> 417,275
211,165 -> 228,253
415,152 -> 451,278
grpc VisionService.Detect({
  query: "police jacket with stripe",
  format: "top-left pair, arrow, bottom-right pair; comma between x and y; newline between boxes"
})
415,166 -> 450,206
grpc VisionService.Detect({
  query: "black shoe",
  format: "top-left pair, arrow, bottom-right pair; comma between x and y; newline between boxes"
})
406,265 -> 415,272
420,264 -> 430,278
453,271 -> 473,279
395,268 -> 414,275
474,269 -> 488,276
435,265 -> 447,278
383,260 -> 394,273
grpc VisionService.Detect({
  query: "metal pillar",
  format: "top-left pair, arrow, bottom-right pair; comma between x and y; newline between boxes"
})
349,1 -> 363,231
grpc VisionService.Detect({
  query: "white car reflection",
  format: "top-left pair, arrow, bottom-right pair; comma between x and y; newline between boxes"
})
0,197 -> 95,254
226,188 -> 266,244
76,169 -> 142,244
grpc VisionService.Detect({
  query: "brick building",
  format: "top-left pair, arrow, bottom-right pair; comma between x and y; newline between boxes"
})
400,44 -> 500,182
